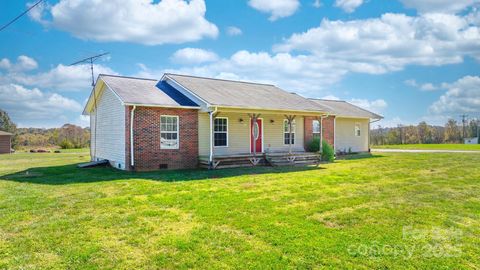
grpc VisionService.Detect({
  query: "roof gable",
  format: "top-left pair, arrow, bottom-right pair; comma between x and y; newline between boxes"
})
83,74 -> 200,114
165,73 -> 327,112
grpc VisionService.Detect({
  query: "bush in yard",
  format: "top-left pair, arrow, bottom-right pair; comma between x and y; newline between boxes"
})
321,140 -> 335,162
306,137 -> 320,152
59,139 -> 74,149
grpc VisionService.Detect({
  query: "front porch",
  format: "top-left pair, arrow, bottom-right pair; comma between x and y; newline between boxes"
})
199,151 -> 321,169
198,107 -> 329,169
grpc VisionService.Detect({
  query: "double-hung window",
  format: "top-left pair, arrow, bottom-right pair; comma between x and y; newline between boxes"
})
214,118 -> 228,147
284,119 -> 296,145
355,123 -> 361,137
160,115 -> 179,149
312,120 -> 320,138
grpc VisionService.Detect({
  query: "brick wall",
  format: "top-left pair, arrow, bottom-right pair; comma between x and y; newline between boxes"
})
304,116 -> 335,149
125,106 -> 198,171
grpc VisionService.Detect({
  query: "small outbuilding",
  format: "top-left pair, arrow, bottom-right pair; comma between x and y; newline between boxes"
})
464,137 -> 479,144
0,130 -> 12,154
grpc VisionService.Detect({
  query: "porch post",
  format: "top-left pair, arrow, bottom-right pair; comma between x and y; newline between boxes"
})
285,115 -> 296,155
318,116 -> 323,155
208,107 -> 218,169
209,110 -> 213,167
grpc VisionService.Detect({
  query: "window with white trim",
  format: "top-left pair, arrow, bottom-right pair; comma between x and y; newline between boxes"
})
284,119 -> 296,145
160,115 -> 179,149
355,123 -> 361,137
214,117 -> 228,147
312,120 -> 320,138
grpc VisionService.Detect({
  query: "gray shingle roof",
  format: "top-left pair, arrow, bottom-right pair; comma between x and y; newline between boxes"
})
100,75 -> 198,107
0,130 -> 13,136
310,99 -> 383,119
166,73 -> 328,112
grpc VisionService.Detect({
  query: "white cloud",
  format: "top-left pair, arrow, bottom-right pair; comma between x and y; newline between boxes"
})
399,0 -> 480,14
0,55 -> 38,72
4,63 -> 116,91
376,116 -> 406,128
313,0 -> 322,8
30,0 -> 218,45
349,98 -> 387,114
419,83 -> 437,91
274,12 -> 480,73
321,95 -> 340,100
334,0 -> 364,13
404,79 -> 418,87
170,48 -> 219,65
404,79 -> 439,91
226,26 -> 243,36
429,75 -> 480,115
0,84 -> 82,127
248,0 -> 300,21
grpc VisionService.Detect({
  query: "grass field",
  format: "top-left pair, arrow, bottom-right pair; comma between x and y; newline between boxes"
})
1,150 -> 479,269
373,144 -> 480,151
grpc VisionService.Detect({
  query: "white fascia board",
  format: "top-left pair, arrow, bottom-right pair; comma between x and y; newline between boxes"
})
161,75 -> 210,111
82,76 -> 125,115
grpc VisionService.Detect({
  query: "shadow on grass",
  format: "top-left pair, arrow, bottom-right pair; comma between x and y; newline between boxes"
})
335,153 -> 384,160
1,163 -> 326,185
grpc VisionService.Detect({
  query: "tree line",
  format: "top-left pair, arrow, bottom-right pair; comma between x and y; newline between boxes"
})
1,109 -> 90,149
371,119 -> 480,145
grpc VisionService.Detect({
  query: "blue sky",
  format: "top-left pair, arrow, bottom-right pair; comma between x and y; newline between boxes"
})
1,0 -> 479,128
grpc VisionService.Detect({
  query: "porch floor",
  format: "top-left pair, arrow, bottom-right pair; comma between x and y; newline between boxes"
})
199,152 -> 321,169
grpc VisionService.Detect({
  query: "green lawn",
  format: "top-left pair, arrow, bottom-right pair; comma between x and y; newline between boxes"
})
1,151 -> 479,269
373,144 -> 480,151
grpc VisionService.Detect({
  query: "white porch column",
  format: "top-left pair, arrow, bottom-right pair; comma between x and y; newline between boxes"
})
208,107 -> 218,168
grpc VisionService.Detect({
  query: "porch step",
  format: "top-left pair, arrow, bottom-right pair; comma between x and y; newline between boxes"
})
199,155 -> 267,169
199,152 -> 320,169
265,153 -> 320,167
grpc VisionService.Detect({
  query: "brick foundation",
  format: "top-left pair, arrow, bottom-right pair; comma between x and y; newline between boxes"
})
125,106 -> 198,171
304,116 -> 335,149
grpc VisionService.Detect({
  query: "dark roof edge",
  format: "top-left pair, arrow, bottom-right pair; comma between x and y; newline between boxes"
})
98,73 -> 158,82
165,73 -> 275,87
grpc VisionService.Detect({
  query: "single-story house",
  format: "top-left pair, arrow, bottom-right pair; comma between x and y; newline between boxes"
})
83,73 -> 382,171
0,130 -> 13,154
464,137 -> 479,144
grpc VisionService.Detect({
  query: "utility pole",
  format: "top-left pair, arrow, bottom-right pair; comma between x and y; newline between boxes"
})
460,114 -> 468,139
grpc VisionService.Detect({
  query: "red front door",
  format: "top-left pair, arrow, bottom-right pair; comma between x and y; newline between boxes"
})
250,118 -> 263,153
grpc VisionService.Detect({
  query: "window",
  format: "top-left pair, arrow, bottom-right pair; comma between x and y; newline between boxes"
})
355,123 -> 361,137
312,120 -> 320,138
160,115 -> 179,149
214,118 -> 228,147
284,119 -> 296,145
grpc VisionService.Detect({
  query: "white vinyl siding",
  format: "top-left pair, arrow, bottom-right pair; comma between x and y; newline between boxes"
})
90,85 -> 126,169
335,118 -> 369,153
198,112 -> 305,156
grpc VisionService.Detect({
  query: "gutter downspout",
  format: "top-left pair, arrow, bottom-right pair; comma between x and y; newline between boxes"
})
209,107 -> 218,168
368,118 -> 382,152
130,105 -> 136,169
333,117 -> 337,153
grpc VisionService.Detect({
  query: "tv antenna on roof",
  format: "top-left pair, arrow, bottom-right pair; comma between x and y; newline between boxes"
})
70,52 -> 109,162
69,52 -> 109,86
